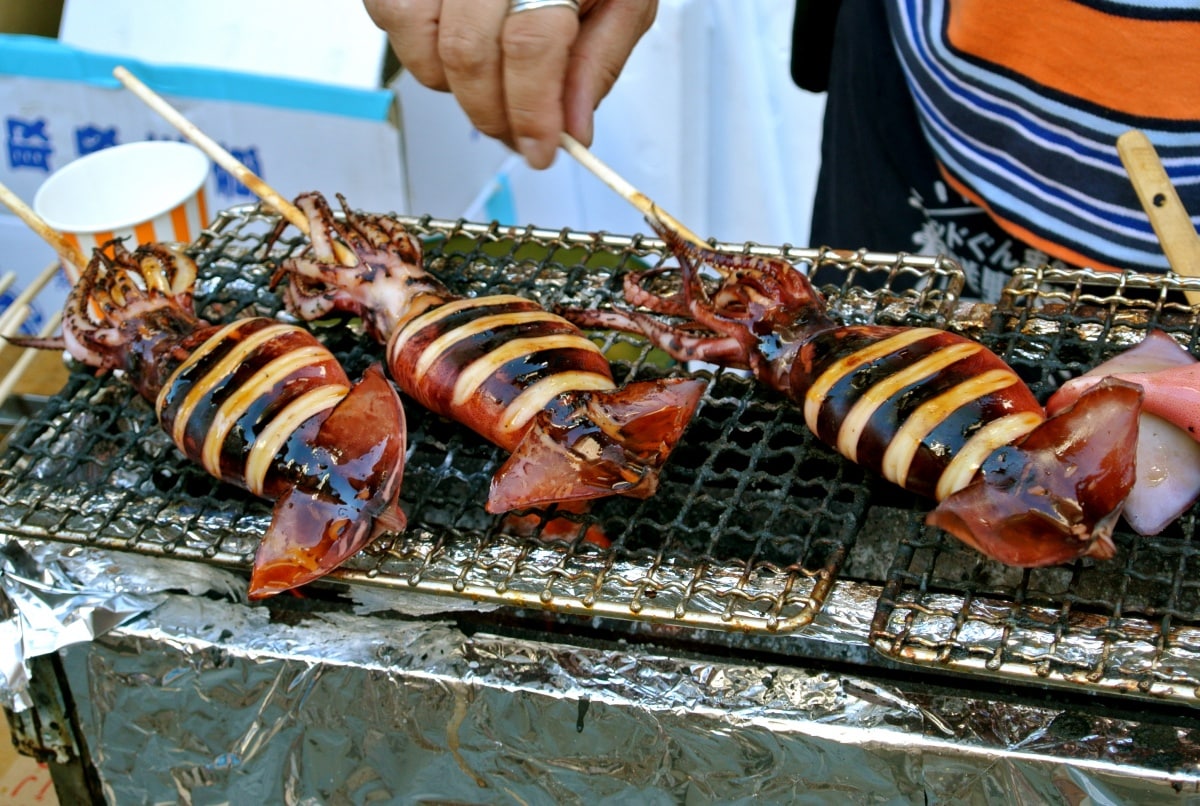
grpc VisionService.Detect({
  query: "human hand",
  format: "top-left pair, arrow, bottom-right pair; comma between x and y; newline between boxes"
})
363,0 -> 658,169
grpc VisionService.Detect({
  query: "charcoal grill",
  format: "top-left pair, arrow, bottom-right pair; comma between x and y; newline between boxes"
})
4,204 -> 1200,802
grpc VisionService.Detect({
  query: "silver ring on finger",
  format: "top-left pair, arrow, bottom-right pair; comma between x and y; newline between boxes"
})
508,0 -> 580,15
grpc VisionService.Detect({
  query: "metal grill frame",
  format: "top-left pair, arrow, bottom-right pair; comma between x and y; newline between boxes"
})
0,203 -> 959,635
871,265 -> 1200,704
6,204 -> 1200,706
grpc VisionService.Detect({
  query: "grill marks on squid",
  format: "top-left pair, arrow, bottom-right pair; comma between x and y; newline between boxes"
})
155,317 -> 349,494
800,326 -> 1042,499
389,294 -> 616,450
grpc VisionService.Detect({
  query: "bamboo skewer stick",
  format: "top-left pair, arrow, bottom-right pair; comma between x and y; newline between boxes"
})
0,203 -> 76,402
112,66 -> 307,233
1,305 -> 34,341
0,182 -> 86,283
121,63 -> 703,266
558,132 -> 709,249
112,65 -> 358,264
1116,129 -> 1200,306
0,192 -> 78,404
118,68 -> 701,263
0,261 -> 63,338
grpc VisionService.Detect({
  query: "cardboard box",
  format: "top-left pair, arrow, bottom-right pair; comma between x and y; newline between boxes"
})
0,30 -> 406,336
58,0 -> 386,90
0,712 -> 55,806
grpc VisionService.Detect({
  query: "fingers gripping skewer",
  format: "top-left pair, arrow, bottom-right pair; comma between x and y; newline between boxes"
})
0,182 -> 86,283
1117,129 -> 1200,306
112,66 -> 357,264
558,133 -> 710,250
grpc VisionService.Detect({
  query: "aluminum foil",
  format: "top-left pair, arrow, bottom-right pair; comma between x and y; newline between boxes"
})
14,540 -> 1199,804
0,536 -> 510,714
0,540 -> 172,711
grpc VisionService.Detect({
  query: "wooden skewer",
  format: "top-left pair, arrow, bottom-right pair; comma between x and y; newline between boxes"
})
113,65 -> 360,265
0,182 -> 86,283
112,66 -> 309,233
0,304 -> 33,341
0,261 -> 63,338
1116,129 -> 1200,306
558,132 -> 709,249
0,310 -> 64,409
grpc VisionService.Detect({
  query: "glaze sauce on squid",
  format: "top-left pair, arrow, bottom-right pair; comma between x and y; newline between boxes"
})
17,241 -> 408,599
561,213 -> 1142,568
273,192 -> 704,515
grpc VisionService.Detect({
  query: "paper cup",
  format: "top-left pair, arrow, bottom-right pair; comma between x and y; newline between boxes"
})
33,140 -> 211,260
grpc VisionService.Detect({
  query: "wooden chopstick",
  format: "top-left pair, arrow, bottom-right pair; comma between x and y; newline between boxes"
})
1116,129 -> 1200,306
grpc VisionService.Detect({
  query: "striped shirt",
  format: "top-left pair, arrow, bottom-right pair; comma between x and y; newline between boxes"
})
886,0 -> 1200,273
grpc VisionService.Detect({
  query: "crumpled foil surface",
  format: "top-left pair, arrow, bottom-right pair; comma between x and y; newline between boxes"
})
0,540 -> 176,711
5,540 -> 1196,804
0,537 -> 499,714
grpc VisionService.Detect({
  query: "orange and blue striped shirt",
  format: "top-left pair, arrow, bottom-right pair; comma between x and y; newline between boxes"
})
887,0 -> 1200,273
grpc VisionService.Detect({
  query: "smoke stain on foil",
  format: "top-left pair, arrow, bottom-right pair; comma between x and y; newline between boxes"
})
447,684 -> 487,789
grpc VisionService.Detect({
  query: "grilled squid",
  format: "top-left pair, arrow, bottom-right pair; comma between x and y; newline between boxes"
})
1047,329 -> 1200,536
22,241 -> 407,598
560,213 -> 1142,567
271,192 -> 704,513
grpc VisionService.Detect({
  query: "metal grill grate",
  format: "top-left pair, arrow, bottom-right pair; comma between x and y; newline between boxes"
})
0,204 -> 958,634
871,266 -> 1200,703
6,204 -> 1200,705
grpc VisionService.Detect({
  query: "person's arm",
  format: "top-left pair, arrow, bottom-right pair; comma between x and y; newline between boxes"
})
363,0 -> 658,168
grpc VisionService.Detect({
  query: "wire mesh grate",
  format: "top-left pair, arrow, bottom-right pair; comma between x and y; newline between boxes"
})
9,204 -> 1200,703
871,266 -> 1200,703
0,204 -> 958,633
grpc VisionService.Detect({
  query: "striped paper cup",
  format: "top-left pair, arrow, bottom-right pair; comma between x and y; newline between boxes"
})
34,140 -> 211,262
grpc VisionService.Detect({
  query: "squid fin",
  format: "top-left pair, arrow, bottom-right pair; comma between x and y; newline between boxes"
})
487,377 -> 706,513
927,377 -> 1141,567
249,488 -> 406,599
249,364 -> 407,598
